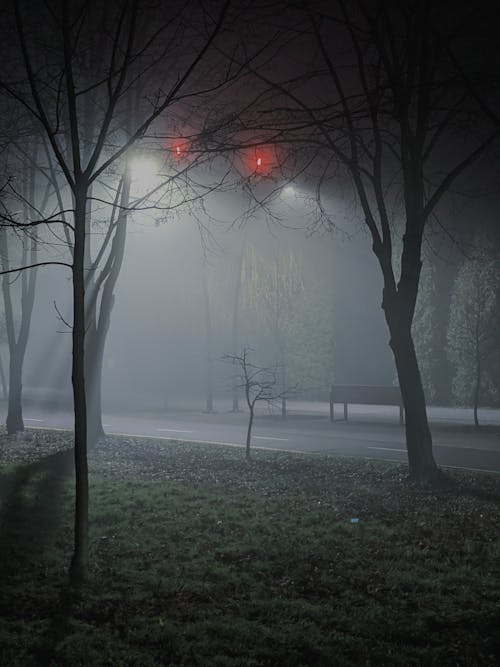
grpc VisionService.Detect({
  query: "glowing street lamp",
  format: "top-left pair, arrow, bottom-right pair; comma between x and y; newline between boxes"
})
281,184 -> 296,197
127,154 -> 162,195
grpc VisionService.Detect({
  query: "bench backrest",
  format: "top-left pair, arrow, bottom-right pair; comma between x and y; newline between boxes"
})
331,384 -> 401,405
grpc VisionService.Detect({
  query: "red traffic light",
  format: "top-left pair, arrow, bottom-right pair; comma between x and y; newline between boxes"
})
253,148 -> 274,174
171,140 -> 187,159
239,146 -> 275,177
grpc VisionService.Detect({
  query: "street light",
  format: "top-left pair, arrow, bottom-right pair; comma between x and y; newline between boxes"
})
128,154 -> 162,195
281,184 -> 296,198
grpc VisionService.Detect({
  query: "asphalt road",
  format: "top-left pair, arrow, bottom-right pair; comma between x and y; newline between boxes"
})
20,400 -> 500,475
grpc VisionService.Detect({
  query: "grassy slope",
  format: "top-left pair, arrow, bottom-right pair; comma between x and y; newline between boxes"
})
0,429 -> 499,666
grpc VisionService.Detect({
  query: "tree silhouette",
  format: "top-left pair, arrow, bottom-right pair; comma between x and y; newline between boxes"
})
0,0 -> 231,586
223,348 -> 290,459
212,0 -> 497,483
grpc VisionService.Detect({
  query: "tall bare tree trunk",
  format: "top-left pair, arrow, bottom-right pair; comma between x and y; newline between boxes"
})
0,354 -> 7,400
387,321 -> 438,482
382,250 -> 440,485
1,226 -> 23,434
6,355 -> 24,434
69,184 -> 89,588
0,224 -> 37,435
83,186 -> 104,447
86,175 -> 130,445
85,336 -> 105,445
245,407 -> 254,460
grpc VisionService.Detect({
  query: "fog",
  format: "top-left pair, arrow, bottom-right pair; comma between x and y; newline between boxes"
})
16,184 -> 395,414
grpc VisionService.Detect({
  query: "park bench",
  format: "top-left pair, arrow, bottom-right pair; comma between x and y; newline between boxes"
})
329,384 -> 404,424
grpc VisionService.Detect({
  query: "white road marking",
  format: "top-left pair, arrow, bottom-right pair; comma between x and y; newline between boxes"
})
366,446 -> 407,453
156,428 -> 193,433
434,442 -> 496,451
25,418 -> 46,422
441,464 -> 500,475
254,435 -> 289,441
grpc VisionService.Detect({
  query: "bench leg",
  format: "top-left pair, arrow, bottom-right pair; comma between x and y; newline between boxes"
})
399,405 -> 404,425
330,397 -> 334,422
344,402 -> 348,421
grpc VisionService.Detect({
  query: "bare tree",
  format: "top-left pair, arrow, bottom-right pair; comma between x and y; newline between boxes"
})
213,0 -> 497,483
223,348 -> 289,459
0,0 -> 232,586
0,225 -> 37,435
0,134 -> 52,434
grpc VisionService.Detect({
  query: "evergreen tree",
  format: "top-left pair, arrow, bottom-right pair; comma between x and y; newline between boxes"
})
447,248 -> 500,425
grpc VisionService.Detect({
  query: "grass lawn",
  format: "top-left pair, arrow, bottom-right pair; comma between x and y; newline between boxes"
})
0,429 -> 499,666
